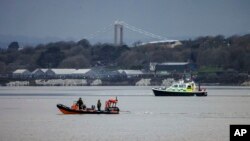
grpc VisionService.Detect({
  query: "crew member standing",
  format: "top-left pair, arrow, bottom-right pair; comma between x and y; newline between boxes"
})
97,99 -> 101,111
77,97 -> 83,110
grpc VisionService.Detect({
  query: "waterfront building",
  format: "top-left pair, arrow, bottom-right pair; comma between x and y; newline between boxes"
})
12,69 -> 31,78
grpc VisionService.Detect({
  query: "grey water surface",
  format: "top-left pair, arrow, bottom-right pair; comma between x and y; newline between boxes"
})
0,86 -> 250,141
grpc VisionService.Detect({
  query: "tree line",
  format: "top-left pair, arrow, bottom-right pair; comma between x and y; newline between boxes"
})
0,34 -> 250,74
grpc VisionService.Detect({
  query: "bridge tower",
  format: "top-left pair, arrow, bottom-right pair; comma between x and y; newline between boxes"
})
114,21 -> 123,46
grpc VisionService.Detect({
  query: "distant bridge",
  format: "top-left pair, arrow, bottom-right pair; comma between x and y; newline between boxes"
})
85,21 -> 179,46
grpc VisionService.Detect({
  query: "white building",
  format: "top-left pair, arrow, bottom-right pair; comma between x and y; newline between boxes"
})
84,68 -> 120,79
32,69 -> 48,78
45,69 -> 77,78
118,69 -> 143,78
12,69 -> 31,78
72,69 -> 91,78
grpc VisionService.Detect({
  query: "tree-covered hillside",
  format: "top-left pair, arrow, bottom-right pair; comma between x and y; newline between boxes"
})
0,34 -> 250,74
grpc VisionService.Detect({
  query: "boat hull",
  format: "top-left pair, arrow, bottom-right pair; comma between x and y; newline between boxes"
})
152,88 -> 207,96
57,104 -> 119,114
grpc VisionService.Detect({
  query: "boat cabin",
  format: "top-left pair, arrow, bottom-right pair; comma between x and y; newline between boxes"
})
166,81 -> 196,92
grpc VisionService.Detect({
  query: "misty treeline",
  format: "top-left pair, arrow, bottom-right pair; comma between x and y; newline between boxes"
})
0,34 -> 250,74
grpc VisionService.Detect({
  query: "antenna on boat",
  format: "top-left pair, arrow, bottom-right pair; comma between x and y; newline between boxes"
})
198,83 -> 201,91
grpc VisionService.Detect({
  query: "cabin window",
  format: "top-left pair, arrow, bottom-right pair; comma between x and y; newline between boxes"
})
174,85 -> 178,88
187,85 -> 191,89
179,85 -> 184,88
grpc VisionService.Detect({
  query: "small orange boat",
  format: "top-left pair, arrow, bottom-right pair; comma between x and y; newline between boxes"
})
57,98 -> 119,114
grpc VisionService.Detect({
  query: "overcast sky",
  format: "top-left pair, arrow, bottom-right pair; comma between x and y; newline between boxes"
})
0,0 -> 250,44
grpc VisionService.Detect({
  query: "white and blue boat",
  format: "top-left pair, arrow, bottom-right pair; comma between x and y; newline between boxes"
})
152,80 -> 207,96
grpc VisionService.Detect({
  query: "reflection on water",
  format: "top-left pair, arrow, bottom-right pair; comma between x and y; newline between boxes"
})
0,86 -> 250,141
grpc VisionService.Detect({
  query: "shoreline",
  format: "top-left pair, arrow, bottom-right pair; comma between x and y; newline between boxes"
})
1,78 -> 250,86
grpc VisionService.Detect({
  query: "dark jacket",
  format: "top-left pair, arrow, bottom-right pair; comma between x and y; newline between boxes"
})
97,100 -> 101,108
77,98 -> 83,108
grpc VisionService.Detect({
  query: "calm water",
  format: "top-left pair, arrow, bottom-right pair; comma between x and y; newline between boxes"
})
0,86 -> 250,141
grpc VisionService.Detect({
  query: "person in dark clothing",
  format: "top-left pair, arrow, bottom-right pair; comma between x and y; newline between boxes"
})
77,97 -> 83,110
97,99 -> 101,111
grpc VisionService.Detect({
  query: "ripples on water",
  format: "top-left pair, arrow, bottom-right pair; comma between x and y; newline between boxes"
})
0,86 -> 250,141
